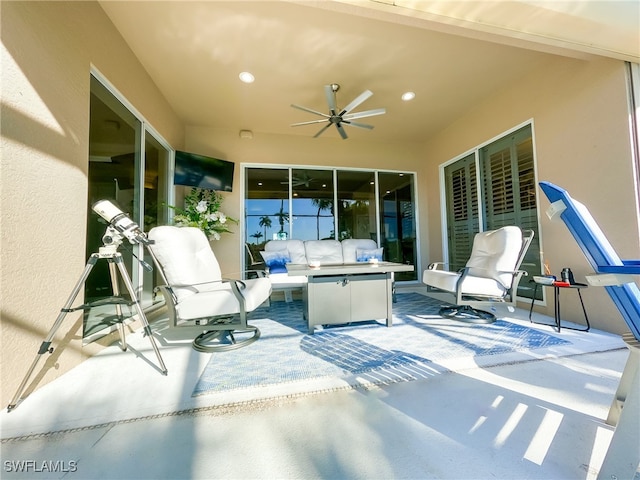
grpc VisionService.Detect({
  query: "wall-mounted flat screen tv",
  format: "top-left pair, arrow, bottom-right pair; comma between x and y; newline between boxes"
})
174,150 -> 234,191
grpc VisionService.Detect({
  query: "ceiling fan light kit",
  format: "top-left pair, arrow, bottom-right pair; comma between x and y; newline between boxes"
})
291,83 -> 386,139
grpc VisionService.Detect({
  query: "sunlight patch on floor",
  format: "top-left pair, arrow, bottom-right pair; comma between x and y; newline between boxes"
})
524,407 -> 563,465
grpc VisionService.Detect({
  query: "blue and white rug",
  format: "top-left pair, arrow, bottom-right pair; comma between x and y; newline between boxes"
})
192,293 -> 571,397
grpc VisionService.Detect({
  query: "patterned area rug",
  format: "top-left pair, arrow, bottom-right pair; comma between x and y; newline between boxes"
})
192,293 -> 571,397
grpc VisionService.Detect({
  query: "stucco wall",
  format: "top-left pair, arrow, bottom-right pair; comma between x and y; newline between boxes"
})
1,1 -> 183,407
420,55 -> 638,335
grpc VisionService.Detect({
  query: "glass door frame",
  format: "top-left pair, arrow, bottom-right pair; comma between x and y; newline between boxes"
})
86,68 -> 174,343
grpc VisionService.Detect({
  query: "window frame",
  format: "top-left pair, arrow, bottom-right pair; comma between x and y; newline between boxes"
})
241,164 -> 421,283
439,120 -> 544,303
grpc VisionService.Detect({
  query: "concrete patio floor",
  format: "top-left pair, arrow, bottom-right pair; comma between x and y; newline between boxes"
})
0,293 -> 633,479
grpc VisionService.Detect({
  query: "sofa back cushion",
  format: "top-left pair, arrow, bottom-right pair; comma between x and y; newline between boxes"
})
304,240 -> 343,264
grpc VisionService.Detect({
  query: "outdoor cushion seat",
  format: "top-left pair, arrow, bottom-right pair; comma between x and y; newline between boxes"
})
423,226 -> 534,323
148,226 -> 271,352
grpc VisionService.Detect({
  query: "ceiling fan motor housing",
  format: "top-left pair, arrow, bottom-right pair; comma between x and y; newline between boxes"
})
290,84 -> 386,139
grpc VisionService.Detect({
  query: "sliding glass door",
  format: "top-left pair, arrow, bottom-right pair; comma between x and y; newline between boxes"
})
86,73 -> 171,340
244,166 -> 418,281
379,172 -> 416,281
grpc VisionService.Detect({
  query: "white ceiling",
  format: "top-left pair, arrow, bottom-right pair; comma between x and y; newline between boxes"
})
98,0 -> 639,143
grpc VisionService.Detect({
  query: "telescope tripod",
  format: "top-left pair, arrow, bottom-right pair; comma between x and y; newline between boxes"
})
8,243 -> 168,412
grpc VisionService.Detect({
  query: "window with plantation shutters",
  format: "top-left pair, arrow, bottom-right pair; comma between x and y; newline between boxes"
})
445,153 -> 479,271
443,125 -> 542,300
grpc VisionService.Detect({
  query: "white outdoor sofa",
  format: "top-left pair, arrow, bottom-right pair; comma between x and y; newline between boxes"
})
260,238 -> 381,301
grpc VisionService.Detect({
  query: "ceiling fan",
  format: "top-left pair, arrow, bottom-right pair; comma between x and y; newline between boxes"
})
291,84 -> 386,139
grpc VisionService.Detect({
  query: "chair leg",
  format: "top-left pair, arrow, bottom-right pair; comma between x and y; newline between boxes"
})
192,326 -> 261,353
439,305 -> 497,324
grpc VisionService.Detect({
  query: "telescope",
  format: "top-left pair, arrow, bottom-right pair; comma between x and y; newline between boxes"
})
8,199 -> 166,412
92,199 -> 150,246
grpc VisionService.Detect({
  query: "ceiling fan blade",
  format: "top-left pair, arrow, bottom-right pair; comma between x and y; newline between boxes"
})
342,108 -> 386,120
343,120 -> 374,130
339,90 -> 373,116
324,85 -> 337,115
313,123 -> 332,138
291,119 -> 330,127
291,104 -> 329,118
336,123 -> 348,139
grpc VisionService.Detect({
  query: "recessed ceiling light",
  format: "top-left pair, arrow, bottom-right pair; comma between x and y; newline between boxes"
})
401,91 -> 415,101
239,71 -> 255,83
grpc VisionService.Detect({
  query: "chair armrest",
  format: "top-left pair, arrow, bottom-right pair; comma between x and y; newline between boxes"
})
222,277 -> 247,289
458,266 -> 528,287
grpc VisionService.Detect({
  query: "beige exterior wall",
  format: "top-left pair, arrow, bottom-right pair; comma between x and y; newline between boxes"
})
1,2 -> 183,407
420,55 -> 638,335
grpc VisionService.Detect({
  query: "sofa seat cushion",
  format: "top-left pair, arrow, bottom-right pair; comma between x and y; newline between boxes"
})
268,272 -> 308,289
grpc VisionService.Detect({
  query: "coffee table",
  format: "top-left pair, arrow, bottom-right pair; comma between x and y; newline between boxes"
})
286,262 -> 414,333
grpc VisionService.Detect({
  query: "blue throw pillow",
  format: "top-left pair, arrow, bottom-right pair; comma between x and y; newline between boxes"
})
260,251 -> 290,274
356,247 -> 383,262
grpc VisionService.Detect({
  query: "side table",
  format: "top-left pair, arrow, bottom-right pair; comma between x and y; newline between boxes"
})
529,280 -> 590,332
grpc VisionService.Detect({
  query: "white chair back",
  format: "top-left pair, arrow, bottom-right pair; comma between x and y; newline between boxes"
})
148,226 -> 224,302
465,226 -> 523,288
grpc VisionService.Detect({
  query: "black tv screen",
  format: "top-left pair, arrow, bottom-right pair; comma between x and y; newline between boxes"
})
174,150 -> 234,191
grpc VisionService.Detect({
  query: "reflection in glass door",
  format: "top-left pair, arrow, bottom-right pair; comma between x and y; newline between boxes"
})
86,76 -> 140,339
86,74 -> 170,340
337,170 -> 376,241
140,133 -> 171,307
378,172 -> 417,281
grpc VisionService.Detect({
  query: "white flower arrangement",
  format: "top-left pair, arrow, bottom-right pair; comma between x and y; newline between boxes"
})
169,188 -> 237,240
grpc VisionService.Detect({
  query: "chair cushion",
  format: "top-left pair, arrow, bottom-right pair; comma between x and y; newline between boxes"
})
422,269 -> 506,297
148,226 -> 224,302
465,226 -> 523,288
341,239 -> 378,263
176,277 -> 272,320
304,240 -> 343,264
